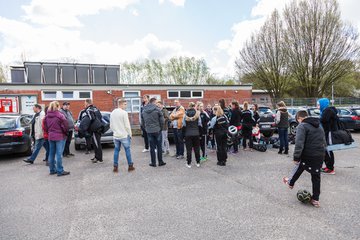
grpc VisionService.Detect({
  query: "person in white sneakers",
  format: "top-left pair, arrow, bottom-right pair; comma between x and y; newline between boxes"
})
110,98 -> 135,173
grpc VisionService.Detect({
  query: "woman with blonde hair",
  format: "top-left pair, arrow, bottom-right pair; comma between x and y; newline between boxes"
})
197,102 -> 210,161
241,101 -> 255,151
209,104 -> 229,166
43,101 -> 70,176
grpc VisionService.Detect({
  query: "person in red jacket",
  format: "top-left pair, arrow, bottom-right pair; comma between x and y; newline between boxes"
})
42,106 -> 50,166
43,101 -> 70,177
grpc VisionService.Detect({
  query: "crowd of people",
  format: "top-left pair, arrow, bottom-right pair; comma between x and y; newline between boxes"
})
22,96 -> 343,207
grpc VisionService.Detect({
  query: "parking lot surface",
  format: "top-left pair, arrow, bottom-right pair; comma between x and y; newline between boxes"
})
1,134 -> 359,240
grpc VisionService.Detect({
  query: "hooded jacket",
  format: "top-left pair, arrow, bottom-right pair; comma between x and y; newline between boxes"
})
182,108 -> 202,137
44,110 -> 68,141
293,117 -> 326,173
141,103 -> 164,134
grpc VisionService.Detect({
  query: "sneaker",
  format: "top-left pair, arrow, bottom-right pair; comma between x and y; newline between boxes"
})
98,159 -> 104,163
159,162 -> 166,167
68,153 -> 75,156
57,171 -> 70,177
284,149 -> 289,155
282,177 -> 293,189
113,166 -> 118,173
310,199 -> 320,208
278,150 -> 283,154
128,165 -> 135,172
177,155 -> 184,159
49,172 -> 57,175
23,159 -> 34,164
149,163 -> 157,167
142,148 -> 150,153
323,168 -> 335,175
196,163 -> 200,168
186,163 -> 191,168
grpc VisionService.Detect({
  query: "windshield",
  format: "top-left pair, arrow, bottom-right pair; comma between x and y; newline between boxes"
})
0,117 -> 17,130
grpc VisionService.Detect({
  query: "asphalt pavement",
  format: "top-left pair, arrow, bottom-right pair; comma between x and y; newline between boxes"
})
0,133 -> 359,240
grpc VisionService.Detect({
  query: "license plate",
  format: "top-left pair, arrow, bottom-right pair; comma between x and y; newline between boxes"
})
262,125 -> 271,129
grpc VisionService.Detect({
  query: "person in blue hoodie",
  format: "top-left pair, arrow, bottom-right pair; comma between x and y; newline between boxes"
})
318,98 -> 338,175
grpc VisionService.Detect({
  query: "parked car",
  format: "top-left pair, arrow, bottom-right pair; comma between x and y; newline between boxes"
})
0,114 -> 33,156
287,107 -> 320,135
337,107 -> 360,131
257,111 -> 276,137
74,111 -> 113,150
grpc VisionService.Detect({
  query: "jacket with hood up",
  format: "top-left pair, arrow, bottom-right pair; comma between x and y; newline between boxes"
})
182,108 -> 202,137
141,103 -> 164,134
293,117 -> 326,173
318,98 -> 339,143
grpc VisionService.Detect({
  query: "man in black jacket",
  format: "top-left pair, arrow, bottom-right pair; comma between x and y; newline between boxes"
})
142,98 -> 166,167
283,110 -> 326,207
79,99 -> 103,163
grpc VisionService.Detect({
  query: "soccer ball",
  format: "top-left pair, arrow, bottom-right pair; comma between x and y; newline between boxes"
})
296,189 -> 312,203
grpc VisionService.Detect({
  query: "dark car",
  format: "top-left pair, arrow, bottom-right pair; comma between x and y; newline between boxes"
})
257,110 -> 276,137
0,114 -> 33,156
74,111 -> 113,150
287,107 -> 320,135
165,106 -> 175,141
337,107 -> 360,131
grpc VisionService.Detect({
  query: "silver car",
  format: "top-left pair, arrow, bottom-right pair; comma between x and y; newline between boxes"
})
74,111 -> 113,150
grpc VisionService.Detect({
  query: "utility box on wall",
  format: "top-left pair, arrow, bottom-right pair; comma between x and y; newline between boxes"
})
0,97 -> 19,114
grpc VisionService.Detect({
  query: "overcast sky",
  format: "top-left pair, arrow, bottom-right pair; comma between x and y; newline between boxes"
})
0,0 -> 359,77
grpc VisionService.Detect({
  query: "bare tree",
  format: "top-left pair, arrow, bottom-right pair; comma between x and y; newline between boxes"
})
236,10 -> 290,99
0,63 -> 8,83
283,0 -> 360,97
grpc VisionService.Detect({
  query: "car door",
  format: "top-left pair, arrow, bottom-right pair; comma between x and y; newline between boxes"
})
337,109 -> 354,129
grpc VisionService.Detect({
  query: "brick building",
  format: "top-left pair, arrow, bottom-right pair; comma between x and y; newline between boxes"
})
0,62 -> 262,126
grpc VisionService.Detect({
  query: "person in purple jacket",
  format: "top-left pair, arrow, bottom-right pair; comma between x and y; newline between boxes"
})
43,101 -> 70,176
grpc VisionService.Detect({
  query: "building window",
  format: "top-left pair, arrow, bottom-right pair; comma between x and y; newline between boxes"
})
62,91 -> 74,99
79,91 -> 91,99
167,90 -> 203,99
42,90 -> 92,100
43,91 -> 57,99
123,91 -> 141,113
168,91 -> 179,98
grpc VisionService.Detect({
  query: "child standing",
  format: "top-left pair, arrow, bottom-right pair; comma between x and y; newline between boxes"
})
283,110 -> 326,207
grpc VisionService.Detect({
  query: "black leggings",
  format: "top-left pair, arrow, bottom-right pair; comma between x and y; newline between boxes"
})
185,136 -> 200,164
324,151 -> 334,170
289,164 -> 321,201
215,133 -> 228,164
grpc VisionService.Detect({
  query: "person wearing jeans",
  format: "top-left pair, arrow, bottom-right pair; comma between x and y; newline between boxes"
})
169,100 -> 185,159
44,101 -> 70,176
276,101 -> 290,154
147,132 -> 165,166
142,97 -> 166,167
48,140 -> 66,174
110,98 -> 135,173
23,104 -> 45,164
140,95 -> 150,152
157,101 -> 170,155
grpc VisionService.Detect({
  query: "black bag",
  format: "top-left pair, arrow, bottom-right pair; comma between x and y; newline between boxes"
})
330,121 -> 354,145
253,142 -> 267,152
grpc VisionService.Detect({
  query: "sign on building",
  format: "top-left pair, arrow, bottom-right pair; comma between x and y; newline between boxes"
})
20,96 -> 37,114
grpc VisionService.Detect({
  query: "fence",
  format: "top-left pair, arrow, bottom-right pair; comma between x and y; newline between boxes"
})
271,97 -> 360,108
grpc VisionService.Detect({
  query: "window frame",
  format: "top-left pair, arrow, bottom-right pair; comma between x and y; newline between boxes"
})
123,91 -> 141,113
167,90 -> 203,99
41,90 -> 92,101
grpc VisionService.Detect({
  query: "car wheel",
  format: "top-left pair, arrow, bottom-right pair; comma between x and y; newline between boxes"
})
75,143 -> 81,150
24,146 -> 32,156
290,123 -> 298,135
